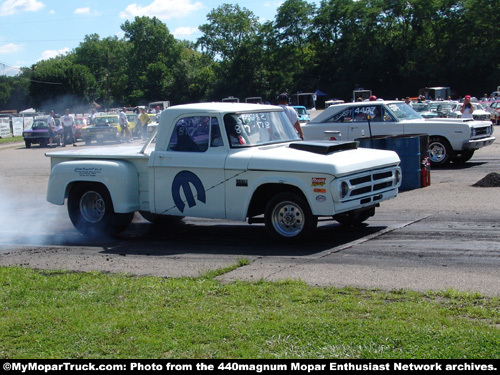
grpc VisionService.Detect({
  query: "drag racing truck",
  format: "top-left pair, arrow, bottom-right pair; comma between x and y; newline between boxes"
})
46,103 -> 402,241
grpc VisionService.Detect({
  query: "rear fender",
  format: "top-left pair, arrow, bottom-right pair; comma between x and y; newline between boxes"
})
47,160 -> 139,213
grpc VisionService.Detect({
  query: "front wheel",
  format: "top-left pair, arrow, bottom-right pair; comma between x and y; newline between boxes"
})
68,183 -> 133,238
428,136 -> 453,166
264,192 -> 317,242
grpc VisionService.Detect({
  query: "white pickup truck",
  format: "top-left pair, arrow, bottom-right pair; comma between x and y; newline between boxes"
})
46,103 -> 401,241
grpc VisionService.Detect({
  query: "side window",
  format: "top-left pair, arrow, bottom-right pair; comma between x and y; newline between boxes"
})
167,116 -> 210,152
381,107 -> 395,122
352,106 -> 381,122
210,117 -> 224,147
326,109 -> 352,123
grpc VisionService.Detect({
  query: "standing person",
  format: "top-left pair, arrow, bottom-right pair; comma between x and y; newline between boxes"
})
119,107 -> 131,143
139,108 -> 150,140
61,108 -> 76,147
88,109 -> 96,124
47,110 -> 56,147
460,95 -> 474,119
277,93 -> 304,140
404,97 -> 413,107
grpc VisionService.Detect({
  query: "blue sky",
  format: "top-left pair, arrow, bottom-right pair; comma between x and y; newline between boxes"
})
0,0 -> 317,76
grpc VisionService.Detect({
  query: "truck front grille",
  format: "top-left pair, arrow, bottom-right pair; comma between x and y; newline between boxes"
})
337,167 -> 401,202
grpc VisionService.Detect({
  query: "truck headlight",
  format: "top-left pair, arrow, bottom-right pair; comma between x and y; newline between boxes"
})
395,170 -> 402,186
340,181 -> 349,199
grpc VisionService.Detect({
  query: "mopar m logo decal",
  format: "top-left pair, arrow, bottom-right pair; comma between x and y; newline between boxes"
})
172,170 -> 206,212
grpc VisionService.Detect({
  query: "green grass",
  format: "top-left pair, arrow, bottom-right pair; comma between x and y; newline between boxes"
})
1,265 -> 499,359
0,136 -> 23,144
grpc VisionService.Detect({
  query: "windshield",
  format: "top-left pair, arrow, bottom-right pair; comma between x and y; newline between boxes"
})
32,120 -> 48,129
294,107 -> 307,115
94,117 -> 119,126
386,102 -> 423,120
224,110 -> 300,147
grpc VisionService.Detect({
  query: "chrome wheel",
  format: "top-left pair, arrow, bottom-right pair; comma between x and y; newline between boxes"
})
271,200 -> 305,238
428,137 -> 452,166
265,192 -> 317,241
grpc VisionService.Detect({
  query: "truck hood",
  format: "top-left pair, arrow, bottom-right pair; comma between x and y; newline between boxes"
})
227,142 -> 400,177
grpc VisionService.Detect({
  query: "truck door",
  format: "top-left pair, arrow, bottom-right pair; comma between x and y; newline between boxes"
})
150,116 -> 227,219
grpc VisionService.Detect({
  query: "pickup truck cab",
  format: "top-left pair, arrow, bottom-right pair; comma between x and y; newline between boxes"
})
46,103 -> 401,241
302,100 -> 496,166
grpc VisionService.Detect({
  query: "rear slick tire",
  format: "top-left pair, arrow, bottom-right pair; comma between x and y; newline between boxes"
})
68,182 -> 133,238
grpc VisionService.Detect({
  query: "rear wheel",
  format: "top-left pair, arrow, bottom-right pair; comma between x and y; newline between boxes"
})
452,150 -> 474,164
264,192 -> 317,242
68,183 -> 133,238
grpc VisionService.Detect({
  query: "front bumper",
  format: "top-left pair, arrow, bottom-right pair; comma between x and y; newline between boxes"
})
462,136 -> 496,150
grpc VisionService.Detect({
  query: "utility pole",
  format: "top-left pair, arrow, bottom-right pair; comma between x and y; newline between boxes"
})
106,52 -> 110,112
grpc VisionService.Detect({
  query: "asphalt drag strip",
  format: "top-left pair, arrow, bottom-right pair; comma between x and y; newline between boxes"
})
218,214 -> 500,297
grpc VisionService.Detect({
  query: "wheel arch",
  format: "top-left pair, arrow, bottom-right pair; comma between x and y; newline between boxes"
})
47,159 -> 140,213
247,182 -> 309,219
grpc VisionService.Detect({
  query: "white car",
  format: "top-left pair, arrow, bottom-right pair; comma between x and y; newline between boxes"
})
449,102 -> 491,122
302,100 -> 495,166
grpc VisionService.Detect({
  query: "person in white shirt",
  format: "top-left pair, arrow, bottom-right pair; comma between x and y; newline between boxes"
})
277,93 -> 304,140
47,110 -> 56,147
460,95 -> 474,119
119,107 -> 131,143
61,108 -> 76,146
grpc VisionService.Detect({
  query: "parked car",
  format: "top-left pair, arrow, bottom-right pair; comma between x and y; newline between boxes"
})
412,102 -> 438,118
302,100 -> 495,166
22,116 -> 63,148
73,116 -> 88,140
484,100 -> 500,125
470,103 -> 492,121
291,105 -> 310,123
428,101 -> 453,118
449,102 -> 492,121
81,114 -> 121,145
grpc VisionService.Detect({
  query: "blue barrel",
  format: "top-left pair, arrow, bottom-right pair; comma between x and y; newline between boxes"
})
355,136 -> 389,150
386,135 -> 422,191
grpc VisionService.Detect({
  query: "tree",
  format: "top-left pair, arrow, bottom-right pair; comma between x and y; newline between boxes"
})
73,34 -> 129,109
121,16 -> 182,105
29,56 -> 97,113
197,4 -> 265,100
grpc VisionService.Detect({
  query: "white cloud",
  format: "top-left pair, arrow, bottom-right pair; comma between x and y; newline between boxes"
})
74,7 -> 90,15
0,43 -> 23,54
172,26 -> 198,39
1,64 -> 21,76
119,0 -> 203,20
39,47 -> 70,61
0,0 -> 45,16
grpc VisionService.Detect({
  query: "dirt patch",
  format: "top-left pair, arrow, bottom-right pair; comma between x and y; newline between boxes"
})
473,172 -> 500,187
